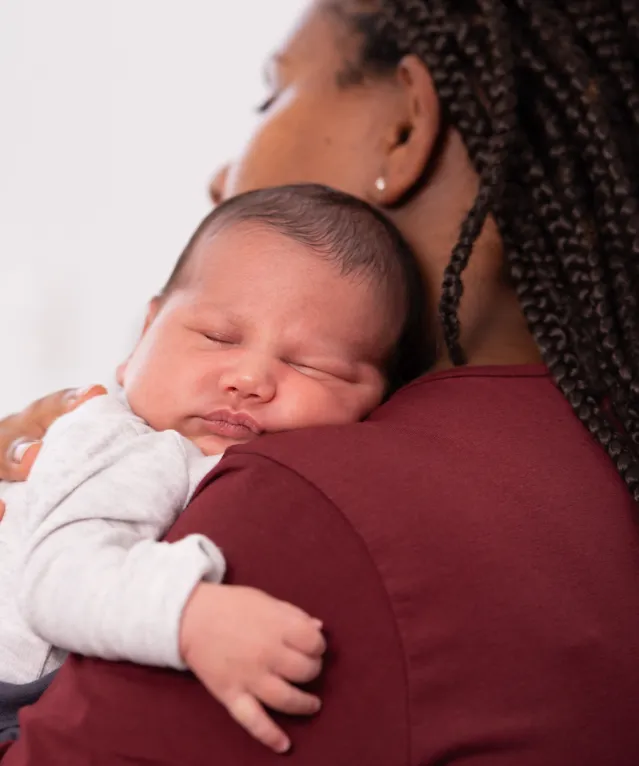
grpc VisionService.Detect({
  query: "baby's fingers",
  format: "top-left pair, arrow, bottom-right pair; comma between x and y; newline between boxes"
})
271,648 -> 322,684
227,692 -> 290,754
284,618 -> 326,658
256,675 -> 321,717
0,499 -> 5,522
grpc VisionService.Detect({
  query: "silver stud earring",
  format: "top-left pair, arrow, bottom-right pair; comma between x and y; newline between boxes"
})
375,177 -> 386,192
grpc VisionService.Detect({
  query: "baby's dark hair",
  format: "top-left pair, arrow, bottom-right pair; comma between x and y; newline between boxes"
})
162,183 -> 432,390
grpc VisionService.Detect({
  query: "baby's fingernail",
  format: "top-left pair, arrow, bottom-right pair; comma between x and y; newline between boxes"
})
276,738 -> 291,754
312,619 -> 323,630
9,440 -> 40,464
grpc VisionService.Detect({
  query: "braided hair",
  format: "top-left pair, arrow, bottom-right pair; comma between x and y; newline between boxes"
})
336,0 -> 639,501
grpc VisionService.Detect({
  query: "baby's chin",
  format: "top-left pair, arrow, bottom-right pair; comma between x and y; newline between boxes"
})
191,432 -> 260,457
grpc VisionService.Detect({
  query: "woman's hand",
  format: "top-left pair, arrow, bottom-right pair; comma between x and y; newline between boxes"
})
0,385 -> 108,521
0,385 -> 108,482
179,582 -> 326,754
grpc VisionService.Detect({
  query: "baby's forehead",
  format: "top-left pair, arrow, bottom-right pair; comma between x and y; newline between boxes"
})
184,224 -> 404,345
190,219 -> 383,290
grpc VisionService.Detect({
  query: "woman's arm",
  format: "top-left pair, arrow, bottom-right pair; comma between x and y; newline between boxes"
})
1,451 -> 407,766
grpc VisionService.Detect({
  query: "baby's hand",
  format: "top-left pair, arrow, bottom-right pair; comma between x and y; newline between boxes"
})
179,582 -> 326,754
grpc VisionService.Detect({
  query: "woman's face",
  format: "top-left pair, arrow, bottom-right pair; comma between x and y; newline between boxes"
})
211,0 -> 392,205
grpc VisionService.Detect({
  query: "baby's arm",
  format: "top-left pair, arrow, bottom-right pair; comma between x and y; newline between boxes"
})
18,395 -> 326,753
17,394 -> 224,668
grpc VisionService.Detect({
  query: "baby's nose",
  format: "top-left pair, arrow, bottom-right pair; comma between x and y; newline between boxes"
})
221,367 -> 276,404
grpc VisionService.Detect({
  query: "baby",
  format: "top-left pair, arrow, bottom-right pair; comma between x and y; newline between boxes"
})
0,184 -> 428,751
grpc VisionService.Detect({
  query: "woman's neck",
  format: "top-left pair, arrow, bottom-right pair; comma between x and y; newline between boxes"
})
390,129 -> 542,371
433,283 -> 543,370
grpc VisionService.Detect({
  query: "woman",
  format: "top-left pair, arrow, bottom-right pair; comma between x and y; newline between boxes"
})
2,1 -> 639,763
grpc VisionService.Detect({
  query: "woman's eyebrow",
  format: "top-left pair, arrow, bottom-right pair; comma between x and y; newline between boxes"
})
262,53 -> 289,85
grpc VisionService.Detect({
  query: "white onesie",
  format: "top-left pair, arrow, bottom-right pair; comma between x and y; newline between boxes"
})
0,394 -> 225,685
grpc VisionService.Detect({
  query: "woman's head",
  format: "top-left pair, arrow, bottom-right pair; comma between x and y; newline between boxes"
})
211,0 -> 639,501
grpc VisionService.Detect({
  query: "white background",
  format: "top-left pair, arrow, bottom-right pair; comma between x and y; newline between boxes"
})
0,1 -> 299,412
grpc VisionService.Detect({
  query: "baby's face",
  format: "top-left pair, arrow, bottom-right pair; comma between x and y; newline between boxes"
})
119,223 -> 403,455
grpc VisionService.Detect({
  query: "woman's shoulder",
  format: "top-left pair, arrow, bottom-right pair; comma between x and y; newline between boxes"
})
229,363 -> 556,474
221,361 -> 629,546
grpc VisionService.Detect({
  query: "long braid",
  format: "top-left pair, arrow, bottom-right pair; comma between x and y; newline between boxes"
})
565,0 -> 639,137
343,0 -> 639,501
376,0 -> 518,365
517,1 -> 639,381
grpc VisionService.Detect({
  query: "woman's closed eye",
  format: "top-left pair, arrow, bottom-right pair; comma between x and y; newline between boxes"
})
257,55 -> 283,114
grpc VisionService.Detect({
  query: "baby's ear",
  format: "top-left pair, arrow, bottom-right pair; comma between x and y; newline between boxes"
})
116,297 -> 163,386
141,296 -> 162,333
115,359 -> 128,387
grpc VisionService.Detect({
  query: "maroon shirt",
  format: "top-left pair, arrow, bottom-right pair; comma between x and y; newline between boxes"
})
2,365 -> 639,765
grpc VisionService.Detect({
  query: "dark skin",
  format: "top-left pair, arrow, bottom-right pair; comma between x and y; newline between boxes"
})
0,0 -> 541,486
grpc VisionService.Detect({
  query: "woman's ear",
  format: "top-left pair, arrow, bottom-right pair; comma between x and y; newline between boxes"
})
115,296 -> 163,386
375,55 -> 441,206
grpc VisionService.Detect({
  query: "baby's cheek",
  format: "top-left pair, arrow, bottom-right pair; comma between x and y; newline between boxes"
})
302,383 -> 370,429
126,377 -> 177,432
341,379 -> 386,423
270,378 -> 328,431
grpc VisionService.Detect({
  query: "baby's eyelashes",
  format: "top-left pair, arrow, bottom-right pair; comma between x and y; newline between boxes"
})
287,362 -> 328,379
287,360 -> 357,384
203,333 -> 237,346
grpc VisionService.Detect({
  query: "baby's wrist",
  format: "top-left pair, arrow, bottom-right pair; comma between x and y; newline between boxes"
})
179,580 -> 222,665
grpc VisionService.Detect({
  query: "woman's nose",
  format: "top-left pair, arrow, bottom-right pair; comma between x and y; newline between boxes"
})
208,164 -> 230,206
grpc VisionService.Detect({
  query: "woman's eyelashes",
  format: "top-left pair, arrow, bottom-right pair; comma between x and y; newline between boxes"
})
255,93 -> 278,114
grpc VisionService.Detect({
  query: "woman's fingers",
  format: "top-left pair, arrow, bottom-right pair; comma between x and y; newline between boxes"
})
0,385 -> 107,481
23,388 -> 78,430
4,441 -> 43,481
65,385 -> 108,412
0,437 -> 43,481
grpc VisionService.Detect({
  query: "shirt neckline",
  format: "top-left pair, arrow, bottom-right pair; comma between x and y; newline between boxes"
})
403,363 -> 550,393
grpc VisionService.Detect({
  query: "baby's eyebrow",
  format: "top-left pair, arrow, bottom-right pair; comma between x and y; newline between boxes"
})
190,302 -> 242,324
